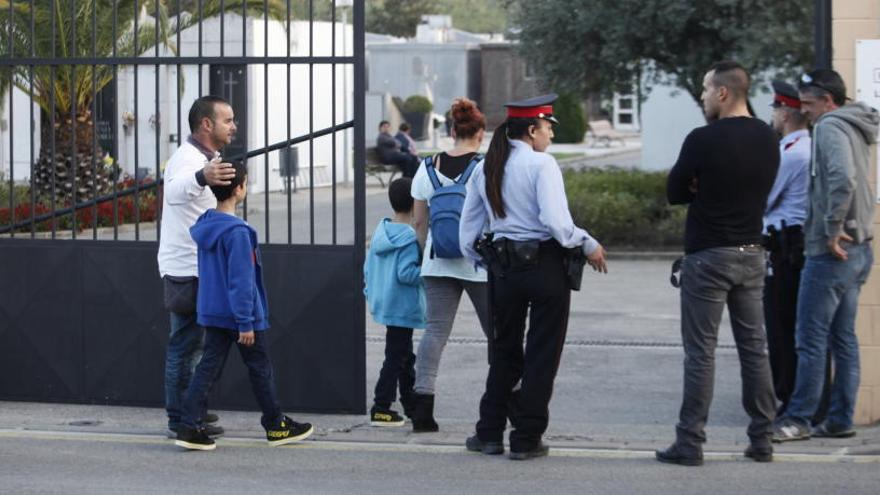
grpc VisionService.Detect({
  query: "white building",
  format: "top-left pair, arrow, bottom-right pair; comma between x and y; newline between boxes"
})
366,15 -> 497,135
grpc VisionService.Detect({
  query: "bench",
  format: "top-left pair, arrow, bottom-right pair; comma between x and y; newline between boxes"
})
365,147 -> 399,188
587,120 -> 627,147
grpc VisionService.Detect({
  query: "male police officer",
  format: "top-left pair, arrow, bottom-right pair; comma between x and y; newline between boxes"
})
763,81 -> 810,417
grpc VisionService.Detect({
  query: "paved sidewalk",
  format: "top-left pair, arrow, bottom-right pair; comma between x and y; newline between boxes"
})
1,261 -> 878,460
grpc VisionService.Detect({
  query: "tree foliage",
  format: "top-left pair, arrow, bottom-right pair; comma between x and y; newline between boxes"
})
366,0 -> 439,38
367,0 -> 507,38
508,0 -> 814,106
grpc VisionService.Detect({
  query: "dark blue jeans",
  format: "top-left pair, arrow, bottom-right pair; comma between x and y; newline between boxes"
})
181,327 -> 283,430
785,243 -> 874,430
164,311 -> 205,429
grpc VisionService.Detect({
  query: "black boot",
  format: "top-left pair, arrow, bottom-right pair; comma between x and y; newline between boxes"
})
411,393 -> 439,433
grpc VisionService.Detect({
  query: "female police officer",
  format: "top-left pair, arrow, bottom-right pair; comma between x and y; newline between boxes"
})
459,94 -> 607,460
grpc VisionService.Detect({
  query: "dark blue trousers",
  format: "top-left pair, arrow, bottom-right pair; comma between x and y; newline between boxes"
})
181,327 -> 282,430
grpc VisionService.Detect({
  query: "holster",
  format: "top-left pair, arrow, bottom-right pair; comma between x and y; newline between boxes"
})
563,247 -> 587,291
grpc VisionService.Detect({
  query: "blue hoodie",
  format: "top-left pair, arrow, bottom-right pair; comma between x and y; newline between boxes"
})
190,209 -> 269,332
364,218 -> 426,329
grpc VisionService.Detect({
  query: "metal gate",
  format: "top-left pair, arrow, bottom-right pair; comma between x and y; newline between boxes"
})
0,1 -> 367,414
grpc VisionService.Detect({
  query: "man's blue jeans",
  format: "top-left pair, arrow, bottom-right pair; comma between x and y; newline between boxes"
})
164,311 -> 205,429
785,242 -> 873,430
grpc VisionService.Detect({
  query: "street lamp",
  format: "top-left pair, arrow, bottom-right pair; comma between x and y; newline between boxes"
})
338,0 -> 354,184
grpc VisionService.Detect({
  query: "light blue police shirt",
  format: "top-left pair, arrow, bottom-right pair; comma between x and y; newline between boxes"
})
763,129 -> 810,233
459,139 -> 598,265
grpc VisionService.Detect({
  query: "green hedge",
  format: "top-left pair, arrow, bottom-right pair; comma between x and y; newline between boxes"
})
564,167 -> 686,249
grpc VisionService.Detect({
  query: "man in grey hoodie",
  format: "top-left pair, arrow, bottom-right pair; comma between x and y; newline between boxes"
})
773,69 -> 879,442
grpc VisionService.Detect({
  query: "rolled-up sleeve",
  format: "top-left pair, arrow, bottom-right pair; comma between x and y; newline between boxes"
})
459,165 -> 488,264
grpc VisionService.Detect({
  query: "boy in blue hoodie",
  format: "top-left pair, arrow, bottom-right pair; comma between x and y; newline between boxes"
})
175,162 -> 314,451
364,177 -> 426,426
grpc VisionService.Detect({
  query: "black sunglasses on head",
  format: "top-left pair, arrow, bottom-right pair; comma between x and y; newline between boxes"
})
799,73 -> 837,96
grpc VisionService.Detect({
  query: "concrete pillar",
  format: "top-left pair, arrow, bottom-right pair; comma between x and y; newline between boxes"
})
832,0 -> 880,424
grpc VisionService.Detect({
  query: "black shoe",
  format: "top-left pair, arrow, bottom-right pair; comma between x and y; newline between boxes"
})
370,408 -> 406,427
465,435 -> 504,455
411,393 -> 439,433
175,427 -> 216,451
744,444 -> 773,463
509,442 -> 549,461
203,423 -> 224,438
168,423 -> 224,439
266,415 -> 314,446
812,422 -> 856,439
655,444 -> 703,466
204,413 -> 220,424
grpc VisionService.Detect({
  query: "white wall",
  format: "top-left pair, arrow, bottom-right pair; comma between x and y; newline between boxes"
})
367,42 -> 477,117
640,81 -> 774,170
113,15 -> 354,192
0,88 -> 40,182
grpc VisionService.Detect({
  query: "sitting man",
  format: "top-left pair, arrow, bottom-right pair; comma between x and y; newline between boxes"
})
376,120 -> 419,178
395,123 -> 418,158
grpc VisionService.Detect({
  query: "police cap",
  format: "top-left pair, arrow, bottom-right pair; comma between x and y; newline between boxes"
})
505,93 -> 559,124
770,80 -> 800,109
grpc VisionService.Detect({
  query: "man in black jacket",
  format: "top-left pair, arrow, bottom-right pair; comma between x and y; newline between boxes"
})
656,61 -> 779,467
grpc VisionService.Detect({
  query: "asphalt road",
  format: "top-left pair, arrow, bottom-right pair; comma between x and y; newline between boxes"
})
1,432 -> 879,495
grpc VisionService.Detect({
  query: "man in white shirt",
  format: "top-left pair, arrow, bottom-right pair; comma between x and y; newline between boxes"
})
158,96 -> 237,437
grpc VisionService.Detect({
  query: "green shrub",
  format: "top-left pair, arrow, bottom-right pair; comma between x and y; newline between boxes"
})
564,167 -> 686,248
402,95 -> 433,113
0,172 -> 32,209
552,93 -> 587,144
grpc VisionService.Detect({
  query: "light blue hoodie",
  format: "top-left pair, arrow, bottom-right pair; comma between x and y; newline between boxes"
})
364,218 -> 426,329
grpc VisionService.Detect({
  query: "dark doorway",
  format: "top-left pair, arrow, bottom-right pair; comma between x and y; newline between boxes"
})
209,65 -> 248,162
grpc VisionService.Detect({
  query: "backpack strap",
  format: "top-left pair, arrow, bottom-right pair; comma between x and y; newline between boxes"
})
424,154 -> 442,190
456,153 -> 483,184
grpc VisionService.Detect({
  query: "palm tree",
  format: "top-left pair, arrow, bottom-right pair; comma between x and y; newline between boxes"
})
0,0 -> 285,203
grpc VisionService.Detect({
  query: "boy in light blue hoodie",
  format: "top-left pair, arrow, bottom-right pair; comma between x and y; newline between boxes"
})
364,177 -> 426,426
174,162 -> 313,451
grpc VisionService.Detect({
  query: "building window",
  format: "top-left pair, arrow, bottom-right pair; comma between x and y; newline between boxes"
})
523,61 -> 536,80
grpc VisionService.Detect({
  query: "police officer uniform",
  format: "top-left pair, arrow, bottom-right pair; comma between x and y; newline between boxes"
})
459,94 -> 601,459
763,81 -> 811,416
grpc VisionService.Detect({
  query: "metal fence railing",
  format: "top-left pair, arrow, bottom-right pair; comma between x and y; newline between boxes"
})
0,0 -> 364,247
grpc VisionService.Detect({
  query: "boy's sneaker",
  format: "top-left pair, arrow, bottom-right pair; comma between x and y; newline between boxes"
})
370,408 -> 406,427
266,415 -> 314,446
772,417 -> 811,443
174,427 -> 216,451
204,413 -> 220,424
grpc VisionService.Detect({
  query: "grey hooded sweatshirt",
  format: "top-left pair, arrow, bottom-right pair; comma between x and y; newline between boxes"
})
805,102 -> 879,256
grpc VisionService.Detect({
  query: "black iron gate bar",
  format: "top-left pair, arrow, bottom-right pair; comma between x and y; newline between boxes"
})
0,121 -> 354,235
2,0 -> 360,247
